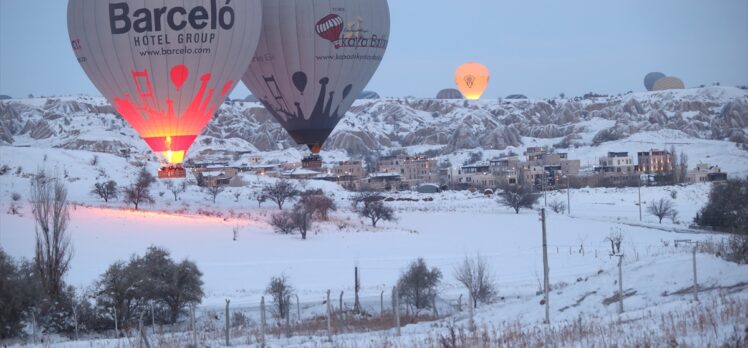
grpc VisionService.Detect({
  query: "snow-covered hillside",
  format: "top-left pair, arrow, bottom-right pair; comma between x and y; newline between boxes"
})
1,87 -> 747,176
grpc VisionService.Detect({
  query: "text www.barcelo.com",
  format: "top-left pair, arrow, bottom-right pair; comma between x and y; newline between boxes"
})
139,47 -> 212,56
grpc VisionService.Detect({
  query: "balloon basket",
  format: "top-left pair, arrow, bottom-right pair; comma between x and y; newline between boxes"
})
158,165 -> 187,179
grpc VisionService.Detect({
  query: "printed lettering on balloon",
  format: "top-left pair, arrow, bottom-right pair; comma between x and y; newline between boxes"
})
315,14 -> 388,51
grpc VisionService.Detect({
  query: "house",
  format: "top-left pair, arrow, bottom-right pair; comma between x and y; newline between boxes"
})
377,155 -> 438,188
192,165 -> 240,187
364,172 -> 403,191
595,152 -> 636,174
687,164 -> 727,183
637,149 -> 674,175
282,168 -> 321,180
330,160 -> 365,179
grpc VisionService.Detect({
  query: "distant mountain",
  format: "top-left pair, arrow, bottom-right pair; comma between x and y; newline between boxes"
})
1,87 -> 746,163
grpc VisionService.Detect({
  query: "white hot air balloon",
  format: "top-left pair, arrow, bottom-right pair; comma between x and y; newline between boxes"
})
243,0 -> 391,154
68,0 -> 263,178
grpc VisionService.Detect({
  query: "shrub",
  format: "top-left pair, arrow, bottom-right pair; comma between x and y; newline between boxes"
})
265,275 -> 293,321
695,178 -> 748,234
397,258 -> 442,313
549,200 -> 566,214
497,185 -> 540,214
270,211 -> 296,234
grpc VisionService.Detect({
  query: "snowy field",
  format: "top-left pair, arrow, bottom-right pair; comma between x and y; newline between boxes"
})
1,147 -> 747,347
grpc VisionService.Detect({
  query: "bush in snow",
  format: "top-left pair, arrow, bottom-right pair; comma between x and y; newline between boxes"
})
204,183 -> 225,204
265,275 -> 293,321
695,178 -> 748,235
123,168 -> 155,210
91,180 -> 118,202
0,249 -> 37,338
647,198 -> 677,224
497,185 -> 540,214
397,258 -> 442,313
262,179 -> 300,210
548,199 -> 566,214
0,164 -> 10,175
270,211 -> 297,235
454,254 -> 497,309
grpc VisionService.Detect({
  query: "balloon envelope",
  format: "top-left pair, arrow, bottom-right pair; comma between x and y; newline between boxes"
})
68,0 -> 262,164
653,77 -> 685,91
243,0 -> 391,153
644,72 -> 666,91
455,63 -> 490,100
436,88 -> 463,99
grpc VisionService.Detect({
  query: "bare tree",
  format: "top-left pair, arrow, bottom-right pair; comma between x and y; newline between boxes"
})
266,275 -> 293,321
453,254 -> 497,309
254,193 -> 267,208
358,201 -> 395,227
262,180 -> 299,210
91,180 -> 118,203
291,203 -> 314,240
298,192 -> 337,221
124,168 -> 156,210
606,231 -> 624,256
205,184 -> 224,204
165,180 -> 187,202
351,191 -> 384,210
647,198 -> 677,224
30,171 -> 72,301
548,199 -> 566,214
397,258 -> 442,313
497,185 -> 540,214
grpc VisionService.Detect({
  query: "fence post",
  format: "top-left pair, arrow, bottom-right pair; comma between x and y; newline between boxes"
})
617,255 -> 624,315
296,294 -> 301,323
692,246 -> 699,302
190,304 -> 197,348
113,307 -> 118,339
458,294 -> 463,312
354,267 -> 361,314
468,293 -> 476,332
260,296 -> 266,348
339,291 -> 344,313
432,296 -> 439,318
392,285 -> 400,336
541,208 -> 550,325
73,305 -> 79,341
225,299 -> 231,346
326,290 -> 332,341
380,290 -> 384,317
150,303 -> 156,335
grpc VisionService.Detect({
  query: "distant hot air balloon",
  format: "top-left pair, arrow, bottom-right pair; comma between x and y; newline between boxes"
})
68,0 -> 262,178
644,72 -> 666,91
436,88 -> 463,99
455,63 -> 490,100
243,0 -> 391,155
653,77 -> 685,91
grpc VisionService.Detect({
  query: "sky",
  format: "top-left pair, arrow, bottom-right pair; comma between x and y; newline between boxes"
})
0,0 -> 746,100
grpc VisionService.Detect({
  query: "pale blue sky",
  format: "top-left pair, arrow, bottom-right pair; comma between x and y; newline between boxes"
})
1,0 -> 746,99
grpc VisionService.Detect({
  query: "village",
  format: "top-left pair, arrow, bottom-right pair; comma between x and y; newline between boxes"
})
189,146 -> 728,193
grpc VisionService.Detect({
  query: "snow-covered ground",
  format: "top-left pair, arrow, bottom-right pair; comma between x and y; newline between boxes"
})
1,146 -> 747,347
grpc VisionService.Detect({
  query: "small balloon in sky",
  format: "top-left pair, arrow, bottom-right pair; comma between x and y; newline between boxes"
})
455,63 -> 490,100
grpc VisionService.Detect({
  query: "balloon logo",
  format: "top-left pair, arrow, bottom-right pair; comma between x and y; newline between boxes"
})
316,14 -> 345,48
170,65 -> 189,91
455,63 -> 490,100
464,75 -> 476,88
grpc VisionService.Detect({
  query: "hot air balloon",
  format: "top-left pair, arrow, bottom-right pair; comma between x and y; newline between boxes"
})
653,77 -> 685,91
242,0 -> 391,155
455,63 -> 490,100
436,88 -> 463,100
68,0 -> 263,178
644,72 -> 666,91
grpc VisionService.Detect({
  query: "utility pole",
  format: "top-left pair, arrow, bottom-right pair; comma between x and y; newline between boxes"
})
617,254 -> 624,315
540,208 -> 550,325
638,178 -> 643,221
692,244 -> 699,302
260,296 -> 266,348
225,299 -> 231,346
566,175 -> 571,216
354,267 -> 361,314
